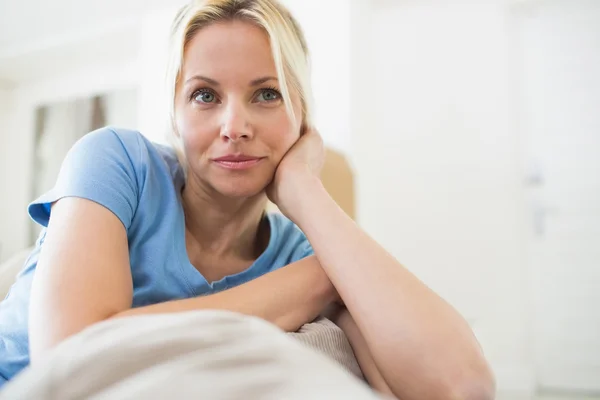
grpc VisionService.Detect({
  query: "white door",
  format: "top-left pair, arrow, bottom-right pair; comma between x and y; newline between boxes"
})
515,0 -> 600,392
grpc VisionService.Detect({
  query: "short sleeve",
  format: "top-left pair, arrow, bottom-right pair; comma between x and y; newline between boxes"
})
28,127 -> 141,230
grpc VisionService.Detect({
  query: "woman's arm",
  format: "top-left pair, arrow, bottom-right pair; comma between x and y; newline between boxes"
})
287,179 -> 495,400
269,130 -> 495,400
29,197 -> 335,363
327,306 -> 396,398
114,254 -> 332,328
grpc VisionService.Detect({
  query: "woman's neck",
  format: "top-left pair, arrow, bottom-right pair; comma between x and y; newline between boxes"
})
181,180 -> 268,261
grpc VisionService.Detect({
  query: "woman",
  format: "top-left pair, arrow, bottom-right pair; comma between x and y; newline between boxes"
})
0,0 -> 495,398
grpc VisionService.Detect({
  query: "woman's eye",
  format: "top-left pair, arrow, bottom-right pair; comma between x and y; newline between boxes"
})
256,89 -> 281,103
193,90 -> 217,104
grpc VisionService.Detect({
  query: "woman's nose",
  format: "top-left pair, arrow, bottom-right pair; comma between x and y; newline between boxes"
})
220,101 -> 253,142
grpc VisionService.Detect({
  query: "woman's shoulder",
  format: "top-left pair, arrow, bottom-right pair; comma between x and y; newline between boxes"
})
266,212 -> 314,262
73,126 -> 183,184
28,127 -> 181,229
75,126 -> 143,153
80,127 -> 178,170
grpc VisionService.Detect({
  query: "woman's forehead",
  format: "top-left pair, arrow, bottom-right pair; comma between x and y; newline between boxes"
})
181,20 -> 277,86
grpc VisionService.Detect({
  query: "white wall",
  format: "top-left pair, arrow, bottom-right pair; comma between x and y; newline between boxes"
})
103,88 -> 140,131
136,6 -> 183,144
357,0 -> 533,394
283,0 -> 353,155
0,88 -> 17,262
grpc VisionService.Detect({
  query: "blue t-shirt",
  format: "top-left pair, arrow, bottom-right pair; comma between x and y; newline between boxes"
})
0,127 -> 313,388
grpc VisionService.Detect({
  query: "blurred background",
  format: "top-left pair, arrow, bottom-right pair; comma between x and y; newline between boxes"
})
0,0 -> 598,398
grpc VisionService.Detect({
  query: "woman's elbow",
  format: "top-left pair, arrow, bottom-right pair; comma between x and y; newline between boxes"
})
444,364 -> 496,400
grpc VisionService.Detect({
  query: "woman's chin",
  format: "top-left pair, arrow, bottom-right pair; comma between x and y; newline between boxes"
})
214,182 -> 268,200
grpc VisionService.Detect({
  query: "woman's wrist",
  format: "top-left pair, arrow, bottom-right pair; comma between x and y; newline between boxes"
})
279,175 -> 330,226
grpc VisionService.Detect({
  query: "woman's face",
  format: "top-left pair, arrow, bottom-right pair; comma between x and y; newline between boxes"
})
175,20 -> 303,198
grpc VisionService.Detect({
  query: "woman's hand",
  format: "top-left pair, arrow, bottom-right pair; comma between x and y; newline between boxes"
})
267,127 -> 325,218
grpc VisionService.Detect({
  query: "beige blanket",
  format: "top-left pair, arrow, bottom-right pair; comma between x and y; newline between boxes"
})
0,311 -> 385,400
289,317 -> 364,380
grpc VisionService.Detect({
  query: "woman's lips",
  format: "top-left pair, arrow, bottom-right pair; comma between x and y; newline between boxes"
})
212,155 -> 265,170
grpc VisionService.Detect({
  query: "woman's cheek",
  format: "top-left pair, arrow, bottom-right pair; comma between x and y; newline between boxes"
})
178,110 -> 213,149
270,129 -> 296,159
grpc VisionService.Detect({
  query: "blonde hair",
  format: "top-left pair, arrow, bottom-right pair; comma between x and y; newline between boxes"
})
165,0 -> 313,158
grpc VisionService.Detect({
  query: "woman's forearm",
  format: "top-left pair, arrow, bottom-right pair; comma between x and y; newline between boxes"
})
333,308 -> 396,398
286,178 -> 495,400
113,255 -> 335,332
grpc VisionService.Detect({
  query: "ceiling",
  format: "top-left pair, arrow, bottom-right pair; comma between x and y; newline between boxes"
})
0,0 -> 175,54
0,0 -> 187,85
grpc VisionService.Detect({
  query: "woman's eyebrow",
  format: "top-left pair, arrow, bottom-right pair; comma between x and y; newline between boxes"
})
183,75 -> 278,87
185,75 -> 220,86
250,76 -> 278,86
